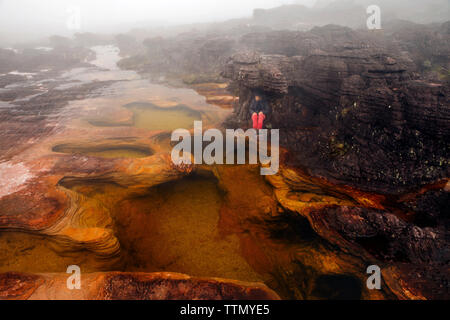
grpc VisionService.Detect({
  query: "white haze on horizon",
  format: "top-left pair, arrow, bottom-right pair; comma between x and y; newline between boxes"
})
0,0 -> 317,45
1,0 -> 446,46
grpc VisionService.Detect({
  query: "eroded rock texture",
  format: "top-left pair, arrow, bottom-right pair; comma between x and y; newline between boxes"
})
217,24 -> 449,298
0,272 -> 279,300
1,16 -> 448,301
118,23 -> 448,194
265,167 -> 449,300
310,206 -> 448,298
223,25 -> 449,195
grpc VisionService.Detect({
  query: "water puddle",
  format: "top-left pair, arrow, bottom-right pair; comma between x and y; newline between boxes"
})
125,102 -> 202,131
113,172 -> 263,282
88,102 -> 202,131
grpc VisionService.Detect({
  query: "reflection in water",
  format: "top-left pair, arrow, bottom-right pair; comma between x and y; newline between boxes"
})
59,45 -> 140,86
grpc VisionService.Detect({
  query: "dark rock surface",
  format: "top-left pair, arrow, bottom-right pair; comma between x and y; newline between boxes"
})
309,205 -> 449,299
118,34 -> 239,84
99,273 -> 280,300
314,206 -> 448,264
0,272 -> 280,300
405,189 -> 449,228
115,22 -> 449,299
223,24 -> 449,194
217,23 -> 449,299
118,23 -> 448,195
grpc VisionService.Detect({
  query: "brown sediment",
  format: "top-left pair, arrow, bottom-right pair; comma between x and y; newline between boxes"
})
111,172 -> 262,282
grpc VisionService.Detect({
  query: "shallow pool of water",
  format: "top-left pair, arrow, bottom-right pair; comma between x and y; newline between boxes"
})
126,102 -> 202,131
87,102 -> 202,131
52,143 -> 154,159
113,172 -> 264,282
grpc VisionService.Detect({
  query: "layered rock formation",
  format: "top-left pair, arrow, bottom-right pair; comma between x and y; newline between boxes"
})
264,166 -> 449,299
219,25 -> 449,299
1,14 -> 448,300
223,25 -> 449,195
118,34 -> 238,84
114,20 -> 449,299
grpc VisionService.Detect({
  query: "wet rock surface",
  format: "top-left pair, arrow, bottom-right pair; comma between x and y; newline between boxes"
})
0,17 -> 448,300
216,25 -> 449,299
0,81 -> 116,161
265,166 -> 449,299
0,272 -> 280,300
1,45 -> 274,300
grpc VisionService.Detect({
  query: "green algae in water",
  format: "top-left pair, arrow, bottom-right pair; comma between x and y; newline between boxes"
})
52,144 -> 153,159
125,102 -> 201,131
88,102 -> 202,131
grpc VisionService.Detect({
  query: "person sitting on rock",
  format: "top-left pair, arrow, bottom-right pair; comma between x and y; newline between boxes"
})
250,94 -> 270,130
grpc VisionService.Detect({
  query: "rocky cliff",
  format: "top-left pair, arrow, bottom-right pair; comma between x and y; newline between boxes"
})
115,23 -> 449,300
221,24 -> 449,299
223,24 -> 449,195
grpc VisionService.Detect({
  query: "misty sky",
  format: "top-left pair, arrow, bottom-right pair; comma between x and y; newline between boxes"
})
0,0 -> 317,39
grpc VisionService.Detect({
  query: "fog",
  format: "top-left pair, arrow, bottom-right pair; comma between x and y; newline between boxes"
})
0,0 -> 316,44
0,0 -> 448,45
